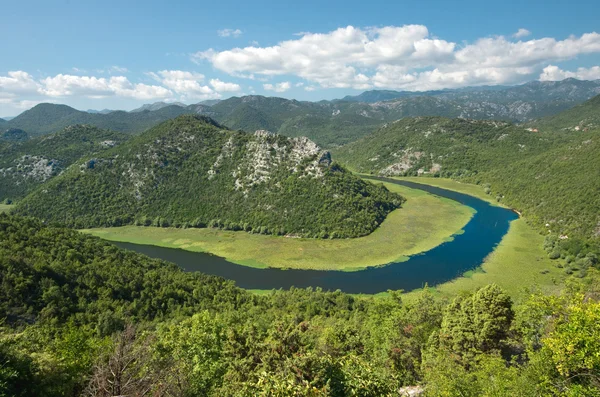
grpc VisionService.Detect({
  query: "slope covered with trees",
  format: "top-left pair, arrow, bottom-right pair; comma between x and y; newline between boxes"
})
1,213 -> 599,396
335,97 -> 600,261
14,115 -> 402,238
0,125 -> 128,201
5,103 -> 193,136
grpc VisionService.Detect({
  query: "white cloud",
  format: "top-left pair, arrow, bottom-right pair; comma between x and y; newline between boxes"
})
110,66 -> 129,73
148,70 -> 219,100
539,64 -> 600,81
513,28 -> 531,39
218,28 -> 243,38
0,71 -> 40,95
40,74 -> 171,100
194,25 -> 600,91
209,78 -> 241,92
263,81 -> 291,92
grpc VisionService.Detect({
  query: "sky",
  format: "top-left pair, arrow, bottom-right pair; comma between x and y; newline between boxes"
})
1,0 -> 600,116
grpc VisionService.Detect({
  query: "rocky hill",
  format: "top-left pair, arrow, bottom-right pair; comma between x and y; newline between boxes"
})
0,125 -> 129,201
15,115 -> 402,237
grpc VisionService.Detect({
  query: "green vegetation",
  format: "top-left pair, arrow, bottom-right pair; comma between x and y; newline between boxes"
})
335,100 -> 600,266
5,103 -> 193,137
0,204 -> 12,213
0,125 -> 129,201
82,182 -> 474,271
532,93 -> 600,132
2,213 -> 599,396
15,115 -> 402,238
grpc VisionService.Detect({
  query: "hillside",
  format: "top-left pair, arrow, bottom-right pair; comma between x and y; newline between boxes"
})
6,103 -> 193,136
15,115 -> 402,237
333,117 -> 562,177
531,94 -> 600,132
0,125 -> 129,201
335,111 -> 600,242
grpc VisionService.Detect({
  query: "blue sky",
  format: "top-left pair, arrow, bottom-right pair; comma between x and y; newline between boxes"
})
1,0 -> 599,116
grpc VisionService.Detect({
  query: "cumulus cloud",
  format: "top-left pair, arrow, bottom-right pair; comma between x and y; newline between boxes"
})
513,28 -> 531,39
40,74 -> 171,99
263,81 -> 291,92
194,25 -> 600,91
148,70 -> 220,100
209,78 -> 241,92
218,28 -> 243,38
539,65 -> 600,81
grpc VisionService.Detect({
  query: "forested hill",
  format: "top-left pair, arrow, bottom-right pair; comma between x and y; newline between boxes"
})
15,115 -> 402,237
530,93 -> 600,132
5,103 -> 194,136
0,125 -> 129,201
334,107 -> 600,244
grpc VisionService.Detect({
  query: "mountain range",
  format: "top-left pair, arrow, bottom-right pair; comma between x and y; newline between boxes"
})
5,78 -> 600,147
14,115 -> 402,237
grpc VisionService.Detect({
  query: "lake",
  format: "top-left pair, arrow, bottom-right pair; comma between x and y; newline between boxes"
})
114,178 -> 518,293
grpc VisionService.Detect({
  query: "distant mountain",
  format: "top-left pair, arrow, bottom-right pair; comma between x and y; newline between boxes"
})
7,79 -> 600,147
1,117 -> 14,121
340,78 -> 600,104
15,115 -> 402,238
5,103 -> 193,136
0,118 -> 5,123
340,89 -> 446,102
130,101 -> 186,112
0,128 -> 28,142
197,99 -> 221,106
86,109 -> 115,114
0,125 -> 129,201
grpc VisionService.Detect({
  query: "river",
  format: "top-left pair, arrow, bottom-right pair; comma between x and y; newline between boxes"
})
114,178 -> 518,293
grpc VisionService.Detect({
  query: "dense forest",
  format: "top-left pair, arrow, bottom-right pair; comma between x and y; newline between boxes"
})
14,115 -> 402,238
0,125 -> 129,201
1,214 -> 599,396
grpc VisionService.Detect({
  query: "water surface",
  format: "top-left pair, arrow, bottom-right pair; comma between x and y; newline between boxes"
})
114,178 -> 518,293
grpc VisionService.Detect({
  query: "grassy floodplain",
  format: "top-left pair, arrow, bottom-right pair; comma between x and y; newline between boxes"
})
380,177 -> 565,300
0,204 -> 13,213
82,181 -> 474,271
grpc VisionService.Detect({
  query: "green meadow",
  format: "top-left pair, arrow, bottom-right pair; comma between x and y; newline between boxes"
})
82,182 -> 474,271
385,177 -> 563,300
0,204 -> 13,213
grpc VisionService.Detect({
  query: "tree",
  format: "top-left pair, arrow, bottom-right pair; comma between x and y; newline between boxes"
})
437,284 -> 514,363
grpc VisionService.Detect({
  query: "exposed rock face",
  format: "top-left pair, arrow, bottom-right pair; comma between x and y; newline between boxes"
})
210,130 -> 332,195
0,155 -> 58,182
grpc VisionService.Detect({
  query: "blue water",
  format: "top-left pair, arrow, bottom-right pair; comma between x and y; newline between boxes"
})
114,178 -> 518,293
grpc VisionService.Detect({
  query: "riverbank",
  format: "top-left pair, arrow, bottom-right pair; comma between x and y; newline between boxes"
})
82,181 -> 474,271
379,177 -> 563,300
